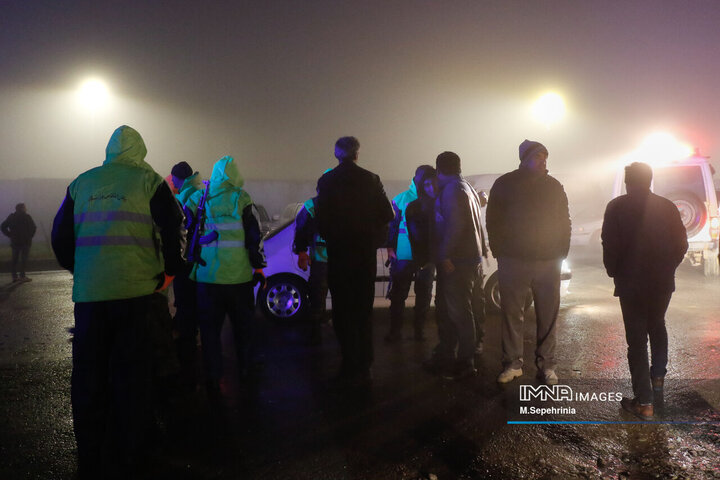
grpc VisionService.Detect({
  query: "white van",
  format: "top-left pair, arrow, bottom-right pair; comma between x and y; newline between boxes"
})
612,152 -> 720,275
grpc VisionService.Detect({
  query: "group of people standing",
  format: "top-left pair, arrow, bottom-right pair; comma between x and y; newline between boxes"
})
48,125 -> 688,477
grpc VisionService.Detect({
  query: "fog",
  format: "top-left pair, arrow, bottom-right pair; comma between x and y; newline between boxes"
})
3,1 -> 720,219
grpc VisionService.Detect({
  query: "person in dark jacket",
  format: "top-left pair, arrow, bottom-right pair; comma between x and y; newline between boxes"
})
169,161 -> 203,391
316,136 -> 394,389
602,162 -> 687,421
424,151 -> 487,380
51,125 -> 185,479
1,203 -> 37,282
487,139 -> 570,385
385,165 -> 436,343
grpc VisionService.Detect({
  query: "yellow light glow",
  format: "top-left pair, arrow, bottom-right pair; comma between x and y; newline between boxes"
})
532,92 -> 566,126
77,78 -> 110,110
633,131 -> 694,166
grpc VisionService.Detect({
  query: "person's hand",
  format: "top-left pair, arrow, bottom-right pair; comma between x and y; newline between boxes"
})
441,259 -> 455,275
297,251 -> 311,271
155,273 -> 175,292
253,269 -> 267,290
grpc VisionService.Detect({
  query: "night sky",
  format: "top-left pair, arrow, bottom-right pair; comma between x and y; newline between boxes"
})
2,0 -> 720,184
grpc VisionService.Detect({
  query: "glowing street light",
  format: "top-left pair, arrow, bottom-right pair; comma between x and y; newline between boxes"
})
532,92 -> 566,127
76,78 -> 110,111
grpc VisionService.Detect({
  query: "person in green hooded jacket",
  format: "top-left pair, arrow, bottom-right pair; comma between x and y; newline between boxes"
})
51,125 -> 185,479
185,155 -> 266,396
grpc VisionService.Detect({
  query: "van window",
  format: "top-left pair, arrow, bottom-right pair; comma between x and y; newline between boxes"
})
652,165 -> 705,199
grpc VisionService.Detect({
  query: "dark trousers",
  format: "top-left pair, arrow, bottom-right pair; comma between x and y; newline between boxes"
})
435,263 -> 482,367
72,296 -> 155,479
196,282 -> 255,381
619,291 -> 672,404
387,260 -> 435,336
472,271 -> 486,344
308,260 -> 329,323
11,244 -> 30,279
172,273 -> 198,383
327,247 -> 376,376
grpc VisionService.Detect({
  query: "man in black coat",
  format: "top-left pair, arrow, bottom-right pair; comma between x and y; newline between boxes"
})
316,136 -> 394,388
487,140 -> 571,386
1,203 -> 37,282
602,161 -> 687,420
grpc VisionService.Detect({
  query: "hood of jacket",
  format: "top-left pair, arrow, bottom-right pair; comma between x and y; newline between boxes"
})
209,156 -> 244,194
103,125 -> 152,171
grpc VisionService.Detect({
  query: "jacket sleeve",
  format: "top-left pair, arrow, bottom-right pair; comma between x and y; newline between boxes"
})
601,202 -> 619,278
242,204 -> 267,269
556,183 -> 571,258
386,201 -> 402,250
51,189 -> 76,273
669,203 -> 689,266
372,175 -> 394,249
0,215 -> 10,238
293,206 -> 313,254
438,185 -> 471,262
485,182 -> 504,257
29,215 -> 37,238
149,181 -> 186,276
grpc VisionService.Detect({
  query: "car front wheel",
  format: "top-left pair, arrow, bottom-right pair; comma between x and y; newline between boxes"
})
260,274 -> 309,321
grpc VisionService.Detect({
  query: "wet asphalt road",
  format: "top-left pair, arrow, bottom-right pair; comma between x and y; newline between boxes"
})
0,248 -> 719,479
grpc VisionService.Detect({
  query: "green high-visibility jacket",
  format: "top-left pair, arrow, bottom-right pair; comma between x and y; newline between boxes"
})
69,125 -> 164,302
188,156 -> 253,284
176,172 -> 203,206
392,181 -> 418,261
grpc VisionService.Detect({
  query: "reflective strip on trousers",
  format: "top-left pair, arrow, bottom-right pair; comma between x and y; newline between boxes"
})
76,235 -> 155,248
74,211 -> 153,224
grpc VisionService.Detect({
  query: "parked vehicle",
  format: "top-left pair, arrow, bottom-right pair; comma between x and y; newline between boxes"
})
256,176 -> 572,321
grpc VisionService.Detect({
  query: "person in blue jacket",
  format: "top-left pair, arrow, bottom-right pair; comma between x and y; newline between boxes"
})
385,165 -> 436,342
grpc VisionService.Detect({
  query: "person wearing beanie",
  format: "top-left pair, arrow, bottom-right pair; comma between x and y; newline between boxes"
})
423,151 -> 487,380
384,165 -> 437,343
486,139 -> 571,386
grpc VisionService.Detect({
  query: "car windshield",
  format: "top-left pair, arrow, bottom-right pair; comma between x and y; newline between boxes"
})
263,218 -> 294,240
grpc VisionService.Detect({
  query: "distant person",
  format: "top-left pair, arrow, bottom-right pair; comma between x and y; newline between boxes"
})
316,136 -> 394,389
185,155 -> 266,397
51,125 -> 185,479
170,161 -> 204,391
384,165 -> 436,343
602,162 -> 687,421
486,140 -> 570,385
1,203 -> 37,282
293,171 -> 332,345
423,152 -> 486,380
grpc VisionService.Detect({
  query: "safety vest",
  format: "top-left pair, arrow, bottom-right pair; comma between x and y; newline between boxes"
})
189,186 -> 254,284
69,163 -> 164,302
392,182 -> 418,261
303,198 -> 328,263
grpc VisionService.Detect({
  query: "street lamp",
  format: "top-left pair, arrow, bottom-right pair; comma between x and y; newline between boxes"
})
76,78 -> 110,111
532,92 -> 566,128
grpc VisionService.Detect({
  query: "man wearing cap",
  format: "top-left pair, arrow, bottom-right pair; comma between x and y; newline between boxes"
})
170,161 -> 204,390
424,152 -> 486,380
486,140 -> 571,385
